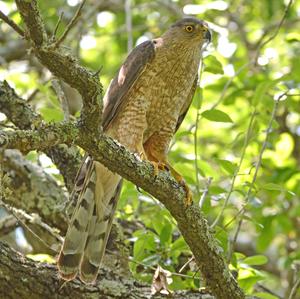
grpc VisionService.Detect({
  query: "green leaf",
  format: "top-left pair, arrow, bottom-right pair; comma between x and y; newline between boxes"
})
262,183 -> 284,191
171,237 -> 188,252
217,159 -> 237,175
257,216 -> 275,251
252,76 -> 288,106
252,82 -> 273,106
159,222 -> 172,245
133,232 -> 156,261
39,107 -> 64,122
204,55 -> 224,74
141,254 -> 161,266
201,109 -> 233,123
215,227 -> 228,252
243,255 -> 268,266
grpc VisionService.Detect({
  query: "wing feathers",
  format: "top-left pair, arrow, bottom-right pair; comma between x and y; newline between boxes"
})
102,40 -> 156,130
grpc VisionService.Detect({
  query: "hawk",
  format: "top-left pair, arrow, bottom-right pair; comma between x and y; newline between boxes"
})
58,17 -> 211,283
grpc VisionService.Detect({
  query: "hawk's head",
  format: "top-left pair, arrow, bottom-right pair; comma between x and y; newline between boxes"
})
165,17 -> 211,46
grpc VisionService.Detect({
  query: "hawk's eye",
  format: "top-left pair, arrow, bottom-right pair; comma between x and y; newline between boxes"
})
185,25 -> 194,33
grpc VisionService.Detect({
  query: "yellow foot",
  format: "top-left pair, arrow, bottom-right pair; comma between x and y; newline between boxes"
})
150,161 -> 168,177
168,165 -> 193,207
178,178 -> 193,207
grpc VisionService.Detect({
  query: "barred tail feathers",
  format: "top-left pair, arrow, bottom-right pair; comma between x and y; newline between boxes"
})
80,180 -> 122,283
57,160 -> 120,282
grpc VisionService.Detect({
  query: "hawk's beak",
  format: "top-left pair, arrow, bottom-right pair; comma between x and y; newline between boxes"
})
205,29 -> 211,43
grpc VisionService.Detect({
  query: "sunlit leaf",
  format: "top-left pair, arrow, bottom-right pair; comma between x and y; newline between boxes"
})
217,159 -> 237,175
242,255 -> 268,266
203,55 -> 224,74
261,183 -> 284,192
160,222 -> 173,245
201,109 -> 233,122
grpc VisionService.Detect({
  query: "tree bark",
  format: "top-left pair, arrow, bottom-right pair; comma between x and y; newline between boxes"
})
0,242 -> 214,299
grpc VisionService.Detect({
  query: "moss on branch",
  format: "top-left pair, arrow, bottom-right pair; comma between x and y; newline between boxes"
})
0,80 -> 81,190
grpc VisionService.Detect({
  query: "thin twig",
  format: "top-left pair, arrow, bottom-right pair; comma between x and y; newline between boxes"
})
93,65 -> 103,77
125,0 -> 133,53
0,10 -> 25,37
0,199 -> 62,251
288,277 -> 300,299
179,256 -> 195,273
227,218 -> 243,262
256,283 -> 283,299
254,0 -> 294,63
226,92 -> 285,262
27,89 -> 40,103
255,16 -> 300,48
121,253 -> 199,280
199,177 -> 212,209
211,109 -> 256,228
52,11 -> 64,39
54,0 -> 87,48
211,0 -> 293,235
193,61 -> 204,198
52,78 -> 70,121
288,276 -> 300,299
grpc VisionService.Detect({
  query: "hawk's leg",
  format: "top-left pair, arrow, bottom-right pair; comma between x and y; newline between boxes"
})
164,163 -> 193,207
143,130 -> 193,206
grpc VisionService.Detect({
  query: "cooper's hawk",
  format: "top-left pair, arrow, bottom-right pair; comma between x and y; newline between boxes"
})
58,17 -> 211,283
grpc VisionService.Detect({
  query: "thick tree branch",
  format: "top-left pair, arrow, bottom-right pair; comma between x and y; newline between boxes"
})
15,0 -> 103,132
0,242 -> 214,299
1,149 -> 68,233
0,122 -> 78,154
0,80 -> 81,190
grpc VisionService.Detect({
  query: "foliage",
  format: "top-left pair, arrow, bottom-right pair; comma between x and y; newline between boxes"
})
0,0 -> 299,297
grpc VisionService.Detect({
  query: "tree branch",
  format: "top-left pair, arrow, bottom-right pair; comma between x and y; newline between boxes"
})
0,122 -> 78,154
0,80 -> 81,190
54,0 -> 87,48
0,242 -> 214,299
1,149 -> 68,232
0,10 -> 25,37
15,0 -> 102,132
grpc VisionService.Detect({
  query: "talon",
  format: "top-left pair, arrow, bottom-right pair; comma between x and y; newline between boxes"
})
167,165 -> 193,207
183,181 -> 193,207
178,178 -> 193,207
139,151 -> 147,161
151,161 -> 168,177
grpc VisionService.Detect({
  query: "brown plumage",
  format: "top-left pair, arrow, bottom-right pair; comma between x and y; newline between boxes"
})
58,17 -> 211,283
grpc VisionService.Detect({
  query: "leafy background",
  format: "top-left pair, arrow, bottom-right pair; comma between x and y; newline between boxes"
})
0,0 -> 299,298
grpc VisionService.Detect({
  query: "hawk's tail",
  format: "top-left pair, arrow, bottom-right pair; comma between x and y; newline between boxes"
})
57,157 -> 121,283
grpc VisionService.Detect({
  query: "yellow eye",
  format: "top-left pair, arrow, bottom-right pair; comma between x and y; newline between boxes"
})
185,25 -> 194,33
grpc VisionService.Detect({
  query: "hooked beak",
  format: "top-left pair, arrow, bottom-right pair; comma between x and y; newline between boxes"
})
205,29 -> 212,43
